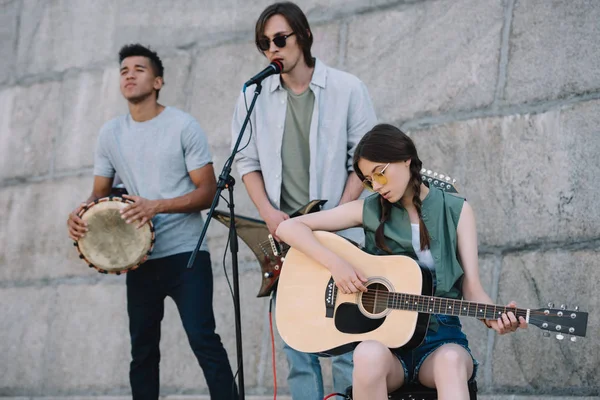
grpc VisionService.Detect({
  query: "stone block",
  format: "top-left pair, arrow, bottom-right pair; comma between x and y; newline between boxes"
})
0,176 -> 96,283
30,283 -> 130,395
505,0 -> 600,104
0,0 -> 19,85
158,54 -> 193,113
345,0 -> 504,123
15,1 -> 118,78
0,82 -> 61,181
460,254 -> 498,388
491,249 -> 599,391
310,23 -> 341,69
409,99 -> 600,247
0,286 -> 54,392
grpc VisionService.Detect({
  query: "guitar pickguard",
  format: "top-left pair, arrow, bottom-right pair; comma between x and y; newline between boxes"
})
335,303 -> 385,334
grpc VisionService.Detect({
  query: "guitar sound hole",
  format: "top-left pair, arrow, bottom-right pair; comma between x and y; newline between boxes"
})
362,283 -> 389,315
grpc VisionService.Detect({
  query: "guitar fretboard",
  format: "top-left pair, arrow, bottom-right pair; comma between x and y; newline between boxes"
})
386,292 -> 528,321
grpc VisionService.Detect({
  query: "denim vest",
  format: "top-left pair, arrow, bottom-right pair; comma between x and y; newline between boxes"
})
362,187 -> 466,330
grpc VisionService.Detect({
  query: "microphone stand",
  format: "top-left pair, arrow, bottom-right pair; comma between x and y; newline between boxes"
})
187,82 -> 264,400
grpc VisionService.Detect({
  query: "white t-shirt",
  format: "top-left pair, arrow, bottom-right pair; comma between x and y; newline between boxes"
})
411,223 -> 435,269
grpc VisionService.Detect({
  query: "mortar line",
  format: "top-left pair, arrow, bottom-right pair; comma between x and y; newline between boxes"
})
493,0 -> 516,106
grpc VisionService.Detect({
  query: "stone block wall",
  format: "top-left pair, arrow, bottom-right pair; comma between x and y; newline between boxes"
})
1,0 -> 598,398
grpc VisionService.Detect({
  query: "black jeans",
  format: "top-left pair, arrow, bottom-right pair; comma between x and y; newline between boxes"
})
126,251 -> 238,400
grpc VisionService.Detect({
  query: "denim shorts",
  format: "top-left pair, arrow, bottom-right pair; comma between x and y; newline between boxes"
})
392,315 -> 478,384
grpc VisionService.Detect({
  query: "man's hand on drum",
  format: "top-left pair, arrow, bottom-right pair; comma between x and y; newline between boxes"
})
121,195 -> 159,228
67,202 -> 89,241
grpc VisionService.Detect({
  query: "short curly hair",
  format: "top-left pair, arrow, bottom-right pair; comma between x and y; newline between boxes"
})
118,44 -> 164,99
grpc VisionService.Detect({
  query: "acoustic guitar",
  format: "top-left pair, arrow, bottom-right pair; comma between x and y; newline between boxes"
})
275,231 -> 588,355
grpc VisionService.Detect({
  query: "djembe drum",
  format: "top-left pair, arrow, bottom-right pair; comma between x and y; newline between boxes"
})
74,196 -> 155,274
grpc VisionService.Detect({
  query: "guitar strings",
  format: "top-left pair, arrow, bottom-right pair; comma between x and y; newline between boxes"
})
349,296 -> 580,331
355,290 -> 571,317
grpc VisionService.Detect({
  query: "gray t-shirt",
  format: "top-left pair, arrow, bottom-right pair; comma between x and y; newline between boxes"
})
93,106 -> 212,259
280,85 -> 314,214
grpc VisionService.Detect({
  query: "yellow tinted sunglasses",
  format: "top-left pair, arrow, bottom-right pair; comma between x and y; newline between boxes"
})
362,163 -> 390,191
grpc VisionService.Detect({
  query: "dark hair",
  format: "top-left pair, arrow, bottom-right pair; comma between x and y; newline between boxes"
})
118,44 -> 164,99
255,2 -> 315,68
353,124 -> 430,253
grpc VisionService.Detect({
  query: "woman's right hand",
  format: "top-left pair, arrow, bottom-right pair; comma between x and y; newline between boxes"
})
329,261 -> 369,294
67,202 -> 88,241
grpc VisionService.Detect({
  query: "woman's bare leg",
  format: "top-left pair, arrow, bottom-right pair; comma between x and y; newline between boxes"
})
417,343 -> 474,400
352,340 -> 405,400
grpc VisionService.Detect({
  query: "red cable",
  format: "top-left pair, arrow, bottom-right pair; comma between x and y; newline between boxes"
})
323,393 -> 346,400
269,309 -> 277,400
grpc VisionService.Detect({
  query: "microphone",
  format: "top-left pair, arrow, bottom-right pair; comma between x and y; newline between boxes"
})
243,60 -> 283,92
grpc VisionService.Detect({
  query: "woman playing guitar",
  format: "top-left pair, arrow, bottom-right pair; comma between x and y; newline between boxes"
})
276,123 -> 527,400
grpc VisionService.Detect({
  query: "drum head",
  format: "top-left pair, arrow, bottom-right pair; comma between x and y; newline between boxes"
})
75,197 -> 154,274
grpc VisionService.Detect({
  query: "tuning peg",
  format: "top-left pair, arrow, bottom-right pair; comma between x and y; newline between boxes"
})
548,302 -> 554,308
574,306 -> 579,311
421,168 -> 426,173
556,334 -> 565,340
433,172 -> 438,178
542,332 -> 550,338
560,304 -> 567,310
439,174 -> 445,179
427,170 -> 432,175
264,272 -> 274,278
570,336 -> 577,342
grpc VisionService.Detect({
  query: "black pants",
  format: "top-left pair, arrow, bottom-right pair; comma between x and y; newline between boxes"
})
126,251 -> 238,400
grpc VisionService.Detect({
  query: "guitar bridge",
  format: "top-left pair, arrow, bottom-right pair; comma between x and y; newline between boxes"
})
325,277 -> 336,318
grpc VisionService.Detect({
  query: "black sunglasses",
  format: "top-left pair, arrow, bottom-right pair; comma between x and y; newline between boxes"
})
257,32 -> 295,51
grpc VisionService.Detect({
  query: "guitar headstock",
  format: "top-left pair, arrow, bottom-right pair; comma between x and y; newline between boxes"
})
420,168 -> 458,193
530,303 -> 588,341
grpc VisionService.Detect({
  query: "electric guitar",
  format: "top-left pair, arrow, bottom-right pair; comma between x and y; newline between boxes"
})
275,231 -> 588,355
213,200 -> 326,297
213,169 -> 459,298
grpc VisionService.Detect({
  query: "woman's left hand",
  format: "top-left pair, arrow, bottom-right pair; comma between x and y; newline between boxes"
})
487,301 -> 528,335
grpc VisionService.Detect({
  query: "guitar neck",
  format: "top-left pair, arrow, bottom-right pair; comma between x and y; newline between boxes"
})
388,292 -> 528,321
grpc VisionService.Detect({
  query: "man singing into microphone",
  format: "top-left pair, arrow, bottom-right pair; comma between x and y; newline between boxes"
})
231,3 -> 377,399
